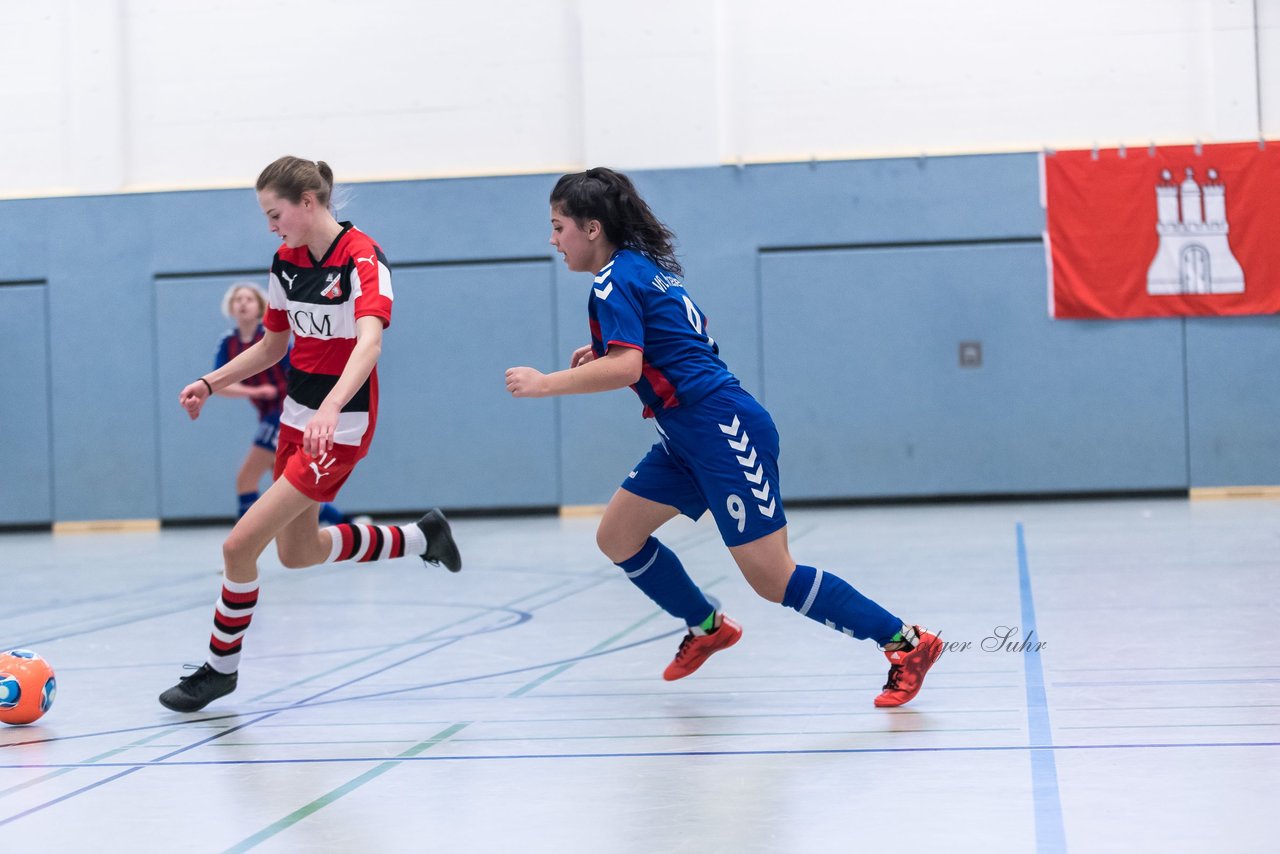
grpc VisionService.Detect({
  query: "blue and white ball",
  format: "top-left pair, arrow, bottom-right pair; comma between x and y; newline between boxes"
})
0,649 -> 55,725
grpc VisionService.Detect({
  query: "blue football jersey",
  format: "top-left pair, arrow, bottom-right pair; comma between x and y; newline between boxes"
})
588,249 -> 738,418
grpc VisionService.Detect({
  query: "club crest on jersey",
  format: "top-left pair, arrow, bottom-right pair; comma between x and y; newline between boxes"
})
321,273 -> 342,300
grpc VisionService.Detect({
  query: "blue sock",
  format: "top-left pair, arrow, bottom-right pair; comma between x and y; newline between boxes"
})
616,537 -> 715,629
237,492 -> 258,519
317,503 -> 346,525
781,564 -> 902,645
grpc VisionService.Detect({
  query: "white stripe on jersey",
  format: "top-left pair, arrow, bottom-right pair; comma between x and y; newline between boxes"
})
267,269 -> 288,312
351,262 -> 394,301
282,397 -> 370,446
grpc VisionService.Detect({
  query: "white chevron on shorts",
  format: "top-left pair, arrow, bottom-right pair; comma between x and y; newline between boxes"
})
719,412 -> 777,519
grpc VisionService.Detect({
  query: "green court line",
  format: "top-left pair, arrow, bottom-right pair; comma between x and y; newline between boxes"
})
0,727 -> 180,799
245,526 -> 720,705
246,577 -> 579,704
507,575 -> 729,699
506,609 -> 668,698
222,722 -> 469,854
224,565 -> 724,850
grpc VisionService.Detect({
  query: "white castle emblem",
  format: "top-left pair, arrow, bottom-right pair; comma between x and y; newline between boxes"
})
1146,167 -> 1244,295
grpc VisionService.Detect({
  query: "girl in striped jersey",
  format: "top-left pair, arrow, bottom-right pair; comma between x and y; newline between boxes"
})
506,168 -> 943,707
160,157 -> 462,713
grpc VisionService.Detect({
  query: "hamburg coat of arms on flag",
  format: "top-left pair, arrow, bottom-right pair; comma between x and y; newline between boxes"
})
1043,141 -> 1280,319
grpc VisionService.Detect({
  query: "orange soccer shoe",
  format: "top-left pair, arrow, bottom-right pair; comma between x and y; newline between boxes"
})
663,615 -> 743,681
874,627 -> 944,707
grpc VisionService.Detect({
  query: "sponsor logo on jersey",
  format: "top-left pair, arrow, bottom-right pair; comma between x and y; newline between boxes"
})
288,308 -> 335,337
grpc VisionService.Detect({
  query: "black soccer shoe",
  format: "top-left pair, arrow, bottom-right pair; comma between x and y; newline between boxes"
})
158,663 -> 238,712
416,508 -> 462,572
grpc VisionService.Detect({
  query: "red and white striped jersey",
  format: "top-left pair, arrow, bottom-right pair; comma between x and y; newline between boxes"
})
263,222 -> 393,454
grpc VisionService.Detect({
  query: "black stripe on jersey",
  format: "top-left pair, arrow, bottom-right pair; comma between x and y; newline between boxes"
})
288,368 -> 372,413
368,526 -> 385,559
273,259 -> 353,307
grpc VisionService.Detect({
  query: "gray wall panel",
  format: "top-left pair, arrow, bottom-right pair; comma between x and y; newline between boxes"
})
1186,316 -> 1280,487
761,244 -> 1188,498
0,153 -> 1268,524
345,262 -> 561,511
0,285 -> 53,523
46,198 -> 160,521
154,276 -> 263,519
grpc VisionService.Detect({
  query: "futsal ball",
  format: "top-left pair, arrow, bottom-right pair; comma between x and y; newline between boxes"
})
0,649 -> 57,725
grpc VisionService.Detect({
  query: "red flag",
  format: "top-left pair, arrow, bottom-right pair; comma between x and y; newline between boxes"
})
1044,141 -> 1280,319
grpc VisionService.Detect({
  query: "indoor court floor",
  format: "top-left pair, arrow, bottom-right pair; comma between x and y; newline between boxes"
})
0,497 -> 1275,853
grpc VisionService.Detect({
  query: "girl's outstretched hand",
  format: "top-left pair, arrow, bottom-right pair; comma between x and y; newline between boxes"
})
178,380 -> 210,420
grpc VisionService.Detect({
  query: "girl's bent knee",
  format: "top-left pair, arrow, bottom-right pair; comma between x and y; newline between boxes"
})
597,529 -> 643,565
276,549 -> 312,570
750,578 -> 787,604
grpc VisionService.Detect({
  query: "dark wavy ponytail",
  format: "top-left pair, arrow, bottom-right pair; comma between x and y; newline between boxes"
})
550,167 -> 682,276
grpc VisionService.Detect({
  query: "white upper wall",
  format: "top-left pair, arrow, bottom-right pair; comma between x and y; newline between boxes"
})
0,0 -> 1274,197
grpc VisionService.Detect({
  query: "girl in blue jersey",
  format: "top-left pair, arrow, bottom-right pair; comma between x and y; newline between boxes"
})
213,281 -> 347,525
506,167 -> 942,707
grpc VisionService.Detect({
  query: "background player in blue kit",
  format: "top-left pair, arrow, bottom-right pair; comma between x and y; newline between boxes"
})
213,281 -> 347,526
506,167 -> 944,707
159,157 -> 462,713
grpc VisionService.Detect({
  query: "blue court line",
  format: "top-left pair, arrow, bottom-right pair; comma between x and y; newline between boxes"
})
1017,521 -> 1066,854
0,622 -> 683,753
0,526 -> 725,827
0,635 -> 465,829
230,582 -> 712,848
3,738 -> 1276,771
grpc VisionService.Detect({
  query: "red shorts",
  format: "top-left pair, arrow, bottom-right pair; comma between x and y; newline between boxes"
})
274,438 -> 362,503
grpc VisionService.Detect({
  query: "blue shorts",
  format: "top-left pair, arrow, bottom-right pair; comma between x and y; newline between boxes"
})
253,412 -> 282,452
621,385 -> 787,547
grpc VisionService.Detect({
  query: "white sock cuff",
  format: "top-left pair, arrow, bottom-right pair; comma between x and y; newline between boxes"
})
402,523 -> 427,557
207,655 -> 239,675
221,577 -> 260,595
323,526 -> 344,563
